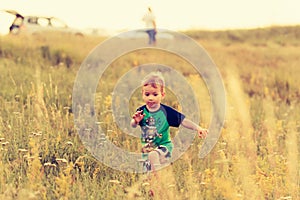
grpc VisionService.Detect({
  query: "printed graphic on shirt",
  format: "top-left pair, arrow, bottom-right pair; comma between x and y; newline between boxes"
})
141,116 -> 162,144
138,104 -> 185,149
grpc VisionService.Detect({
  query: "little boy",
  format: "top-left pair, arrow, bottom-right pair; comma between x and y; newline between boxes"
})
130,71 -> 208,171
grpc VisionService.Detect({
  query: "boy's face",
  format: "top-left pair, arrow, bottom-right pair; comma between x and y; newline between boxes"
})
142,84 -> 165,111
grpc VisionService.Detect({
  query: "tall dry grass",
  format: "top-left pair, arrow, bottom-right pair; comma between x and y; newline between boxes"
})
0,26 -> 299,199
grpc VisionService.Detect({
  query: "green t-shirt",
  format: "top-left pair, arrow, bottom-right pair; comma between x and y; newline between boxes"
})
137,104 -> 185,154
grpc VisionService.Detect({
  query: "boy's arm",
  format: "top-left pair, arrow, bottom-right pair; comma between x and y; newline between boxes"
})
181,118 -> 208,139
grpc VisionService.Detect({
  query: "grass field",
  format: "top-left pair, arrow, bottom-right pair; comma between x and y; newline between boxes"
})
0,26 -> 299,199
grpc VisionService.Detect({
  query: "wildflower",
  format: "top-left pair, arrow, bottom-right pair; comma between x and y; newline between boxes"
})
56,158 -> 68,168
44,162 -> 57,167
74,161 -> 84,168
24,155 -> 35,160
1,141 -> 9,146
279,196 -> 292,200
65,141 -> 73,146
84,128 -> 92,132
18,148 -> 28,153
56,158 -> 68,164
63,106 -> 70,110
109,180 -> 121,184
142,182 -> 150,187
32,132 -> 42,136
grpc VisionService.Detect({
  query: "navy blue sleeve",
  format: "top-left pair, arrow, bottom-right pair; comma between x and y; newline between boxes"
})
161,104 -> 185,127
136,105 -> 146,112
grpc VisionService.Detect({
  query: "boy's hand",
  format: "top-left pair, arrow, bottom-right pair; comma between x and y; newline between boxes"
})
197,127 -> 208,139
132,110 -> 145,125
141,143 -> 154,153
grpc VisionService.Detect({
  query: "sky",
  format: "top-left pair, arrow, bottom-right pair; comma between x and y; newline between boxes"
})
1,0 -> 300,35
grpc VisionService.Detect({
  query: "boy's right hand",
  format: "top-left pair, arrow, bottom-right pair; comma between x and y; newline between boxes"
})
132,110 -> 145,124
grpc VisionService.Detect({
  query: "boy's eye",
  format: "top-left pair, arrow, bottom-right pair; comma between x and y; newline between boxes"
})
145,93 -> 150,96
153,93 -> 158,96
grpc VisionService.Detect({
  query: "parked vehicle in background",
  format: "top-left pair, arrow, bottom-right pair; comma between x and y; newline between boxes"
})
4,10 -> 84,36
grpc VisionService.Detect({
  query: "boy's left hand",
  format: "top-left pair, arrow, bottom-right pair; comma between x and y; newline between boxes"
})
197,127 -> 208,139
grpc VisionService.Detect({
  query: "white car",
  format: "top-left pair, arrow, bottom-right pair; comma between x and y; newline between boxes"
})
4,10 -> 84,36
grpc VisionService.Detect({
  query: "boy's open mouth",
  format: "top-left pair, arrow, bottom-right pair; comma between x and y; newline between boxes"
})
147,102 -> 156,107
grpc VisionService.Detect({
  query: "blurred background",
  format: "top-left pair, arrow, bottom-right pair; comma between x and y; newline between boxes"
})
1,0 -> 300,35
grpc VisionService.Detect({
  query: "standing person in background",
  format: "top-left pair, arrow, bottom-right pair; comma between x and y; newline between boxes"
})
142,7 -> 157,45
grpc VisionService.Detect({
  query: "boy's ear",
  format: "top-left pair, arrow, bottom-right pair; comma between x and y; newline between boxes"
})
161,91 -> 165,99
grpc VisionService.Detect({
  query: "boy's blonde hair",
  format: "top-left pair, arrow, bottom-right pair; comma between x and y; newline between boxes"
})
142,71 -> 165,93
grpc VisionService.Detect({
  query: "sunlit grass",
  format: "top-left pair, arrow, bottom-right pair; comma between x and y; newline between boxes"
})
0,26 -> 299,199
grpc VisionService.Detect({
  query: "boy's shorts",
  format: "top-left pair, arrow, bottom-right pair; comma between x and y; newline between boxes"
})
155,145 -> 171,164
142,144 -> 170,156
155,145 -> 171,158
